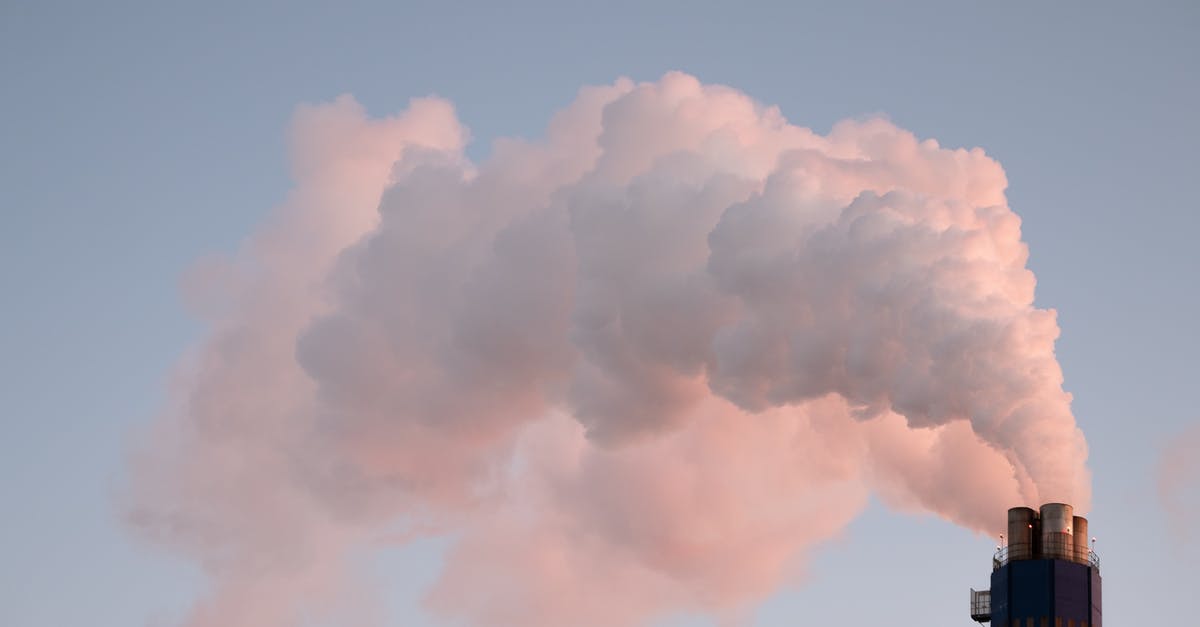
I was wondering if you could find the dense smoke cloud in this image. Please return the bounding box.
[127,72,1090,626]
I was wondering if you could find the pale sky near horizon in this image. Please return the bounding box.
[2,2,1198,626]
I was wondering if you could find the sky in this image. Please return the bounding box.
[2,1,1198,626]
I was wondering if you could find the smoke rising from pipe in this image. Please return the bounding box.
[127,72,1090,626]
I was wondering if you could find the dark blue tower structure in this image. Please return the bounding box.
[970,503,1101,627]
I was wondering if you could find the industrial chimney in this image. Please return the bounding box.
[969,503,1102,626]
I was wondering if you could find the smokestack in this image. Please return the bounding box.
[1006,506,1037,561]
[1040,502,1074,560]
[1073,516,1089,563]
[971,503,1101,626]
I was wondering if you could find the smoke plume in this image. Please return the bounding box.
[127,72,1090,626]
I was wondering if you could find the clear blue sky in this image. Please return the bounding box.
[2,1,1197,625]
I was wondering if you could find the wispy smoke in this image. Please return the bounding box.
[1159,423,1200,543]
[126,72,1090,626]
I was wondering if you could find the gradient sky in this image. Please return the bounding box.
[2,1,1198,625]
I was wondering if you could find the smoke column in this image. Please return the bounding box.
[127,72,1091,626]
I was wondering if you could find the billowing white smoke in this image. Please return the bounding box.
[127,72,1090,626]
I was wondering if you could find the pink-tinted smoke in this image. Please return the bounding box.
[126,72,1090,626]
[1158,423,1200,543]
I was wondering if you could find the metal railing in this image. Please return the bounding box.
[993,541,1100,571]
[969,588,991,623]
